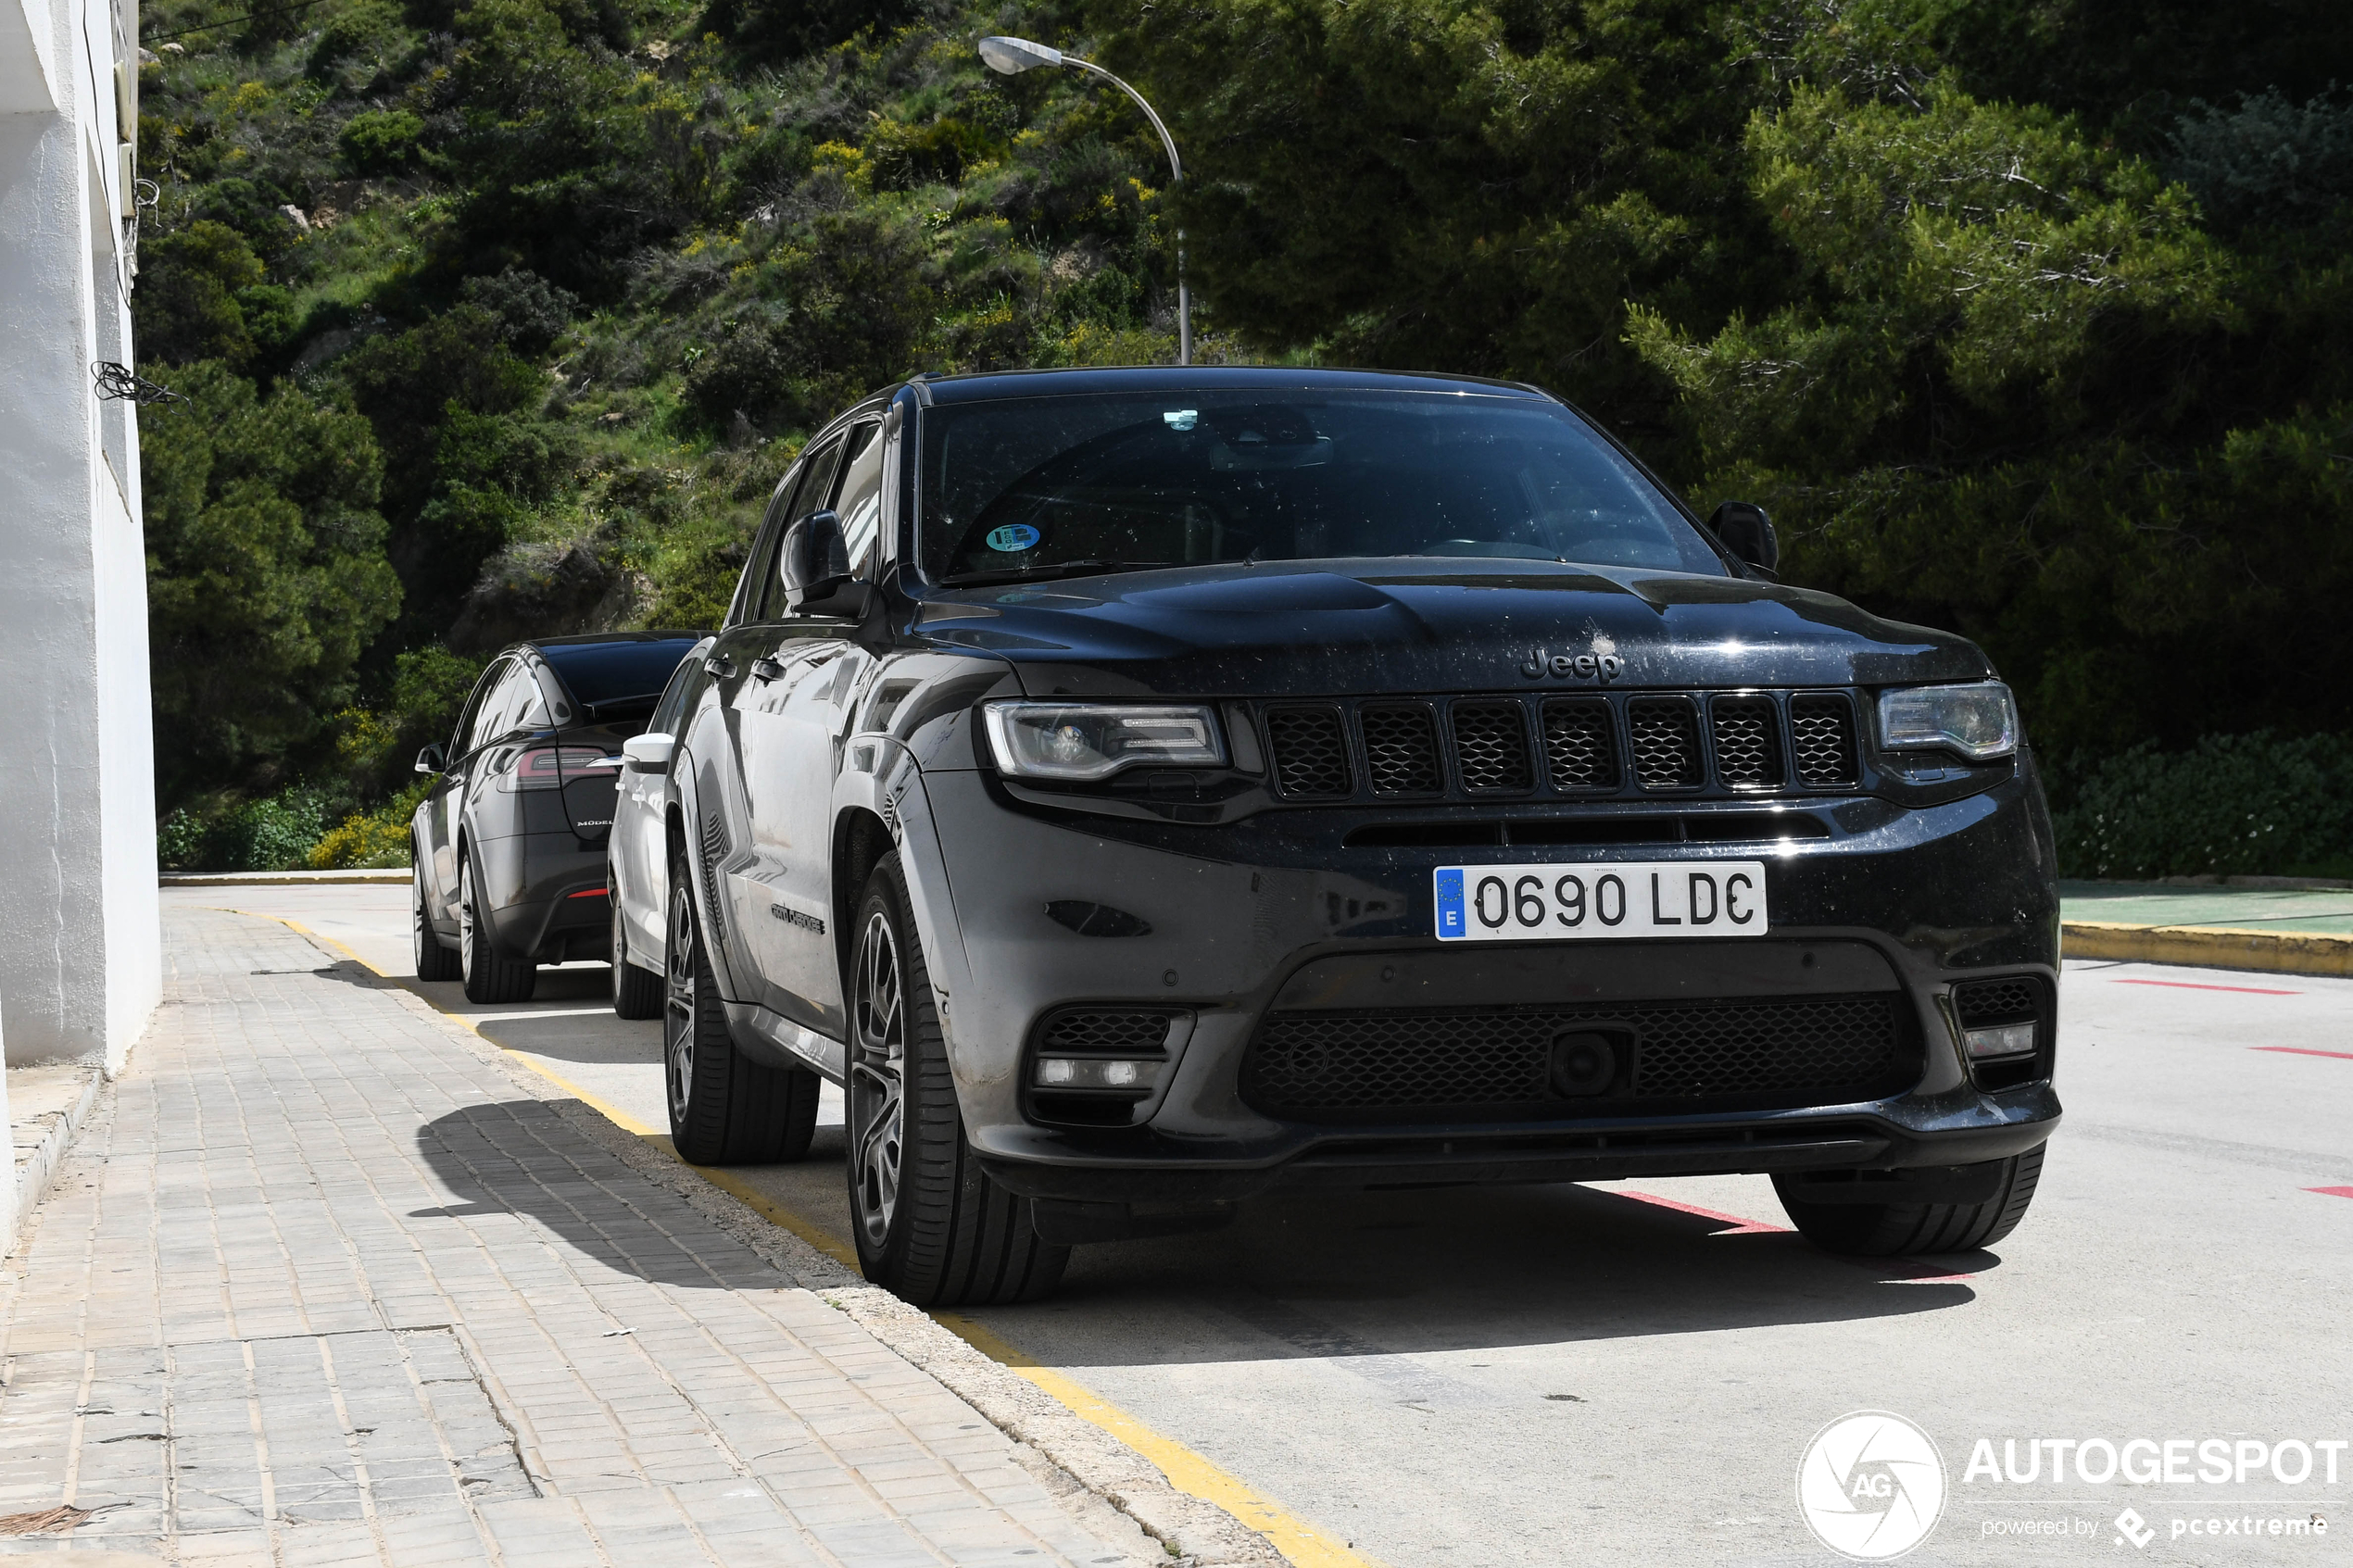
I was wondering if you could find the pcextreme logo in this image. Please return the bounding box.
[1798,1411,1949,1561]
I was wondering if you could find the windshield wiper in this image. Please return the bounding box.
[939,559,1176,587]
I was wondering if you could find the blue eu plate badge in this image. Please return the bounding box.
[1434,868,1467,939]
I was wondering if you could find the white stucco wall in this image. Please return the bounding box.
[0,0,159,1072]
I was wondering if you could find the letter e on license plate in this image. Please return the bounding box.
[1433,860,1768,942]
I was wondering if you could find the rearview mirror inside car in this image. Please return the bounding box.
[621,733,675,772]
[783,508,871,615]
[415,742,447,774]
[1705,501,1780,575]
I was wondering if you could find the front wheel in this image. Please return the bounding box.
[663,844,819,1164]
[1773,1145,2047,1256]
[412,847,460,982]
[847,852,1068,1305]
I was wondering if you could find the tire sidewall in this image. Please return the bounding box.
[848,858,947,1285]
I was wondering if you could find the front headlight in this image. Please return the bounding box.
[1877,682,2020,760]
[982,701,1227,782]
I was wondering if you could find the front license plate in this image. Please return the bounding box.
[1433,860,1768,942]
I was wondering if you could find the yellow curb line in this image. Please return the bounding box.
[933,1311,1378,1568]
[255,913,1380,1568]
[2062,920,2353,977]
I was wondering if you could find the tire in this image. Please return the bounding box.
[663,843,820,1164]
[847,853,1069,1305]
[458,848,537,1005]
[1773,1144,2047,1257]
[413,847,461,982]
[610,865,663,1020]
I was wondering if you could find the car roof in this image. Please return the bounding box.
[906,365,1552,406]
[522,632,709,652]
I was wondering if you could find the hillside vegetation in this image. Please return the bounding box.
[132,0,2353,874]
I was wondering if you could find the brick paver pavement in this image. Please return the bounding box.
[0,908,1153,1568]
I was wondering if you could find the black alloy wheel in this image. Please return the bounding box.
[610,863,663,1020]
[1773,1145,2047,1256]
[412,845,460,982]
[458,850,536,1004]
[847,852,1068,1305]
[662,842,818,1164]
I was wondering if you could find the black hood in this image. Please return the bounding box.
[909,558,1991,696]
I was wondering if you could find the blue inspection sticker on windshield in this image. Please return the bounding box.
[985,523,1041,553]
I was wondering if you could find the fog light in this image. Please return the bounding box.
[1962,1022,2036,1060]
[1033,1057,1163,1090]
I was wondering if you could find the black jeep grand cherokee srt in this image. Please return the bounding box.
[651,367,2059,1305]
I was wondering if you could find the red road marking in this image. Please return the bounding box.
[1612,1189,1975,1280]
[2113,978,2299,996]
[2309,1187,2353,1200]
[1615,1189,1789,1234]
[2253,1046,2353,1061]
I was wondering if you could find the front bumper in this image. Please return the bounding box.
[916,767,2062,1199]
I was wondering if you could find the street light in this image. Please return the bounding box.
[980,34,1192,366]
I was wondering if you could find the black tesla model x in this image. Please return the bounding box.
[411,632,706,1002]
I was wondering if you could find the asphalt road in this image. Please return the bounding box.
[166,884,2353,1567]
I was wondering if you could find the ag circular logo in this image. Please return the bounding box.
[1796,1411,1947,1561]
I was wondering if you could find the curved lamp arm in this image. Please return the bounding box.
[979,36,1191,364]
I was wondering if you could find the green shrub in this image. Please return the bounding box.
[157,785,338,872]
[308,780,430,869]
[339,108,424,174]
[2052,733,2353,880]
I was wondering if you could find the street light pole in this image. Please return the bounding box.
[979,35,1191,366]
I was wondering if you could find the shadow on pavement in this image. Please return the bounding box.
[975,1179,1986,1365]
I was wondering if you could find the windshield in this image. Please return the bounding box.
[918,390,1726,583]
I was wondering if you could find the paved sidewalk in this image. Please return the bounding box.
[2059,879,2353,935]
[0,908,1155,1567]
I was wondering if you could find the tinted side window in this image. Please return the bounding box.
[463,659,516,754]
[732,483,798,629]
[762,435,846,618]
[832,421,887,583]
[649,656,701,735]
[451,660,503,759]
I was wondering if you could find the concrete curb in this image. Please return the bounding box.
[2061,920,2353,978]
[161,869,409,886]
[10,1065,103,1255]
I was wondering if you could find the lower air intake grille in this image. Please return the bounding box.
[1789,695,1857,786]
[1952,978,2043,1028]
[1038,1010,1175,1055]
[1265,708,1352,797]
[1241,995,1911,1121]
[1626,698,1705,788]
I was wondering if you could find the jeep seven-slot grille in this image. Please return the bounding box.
[1258,691,1862,803]
[1240,995,1912,1120]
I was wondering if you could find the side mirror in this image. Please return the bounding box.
[415,742,447,774]
[1705,501,1780,575]
[621,733,675,772]
[783,509,870,614]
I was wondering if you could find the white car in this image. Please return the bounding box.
[607,636,712,1019]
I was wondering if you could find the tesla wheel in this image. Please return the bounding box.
[1773,1145,2047,1256]
[458,850,536,1004]
[412,846,460,982]
[610,867,663,1020]
[847,852,1069,1305]
[663,844,819,1164]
